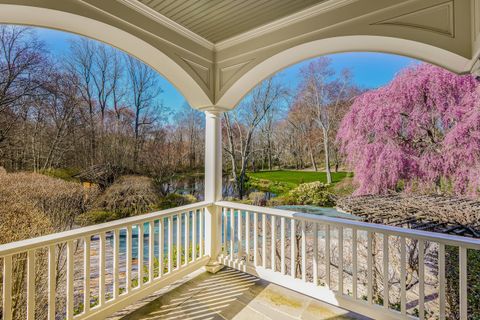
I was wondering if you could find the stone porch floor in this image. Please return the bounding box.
[109,267,371,320]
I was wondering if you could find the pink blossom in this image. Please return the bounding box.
[337,63,479,196]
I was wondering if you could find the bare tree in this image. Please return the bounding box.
[287,100,320,171]
[299,58,356,182]
[178,104,204,169]
[223,78,286,198]
[259,97,283,170]
[39,72,80,170]
[126,55,163,167]
[67,39,98,166]
[0,26,46,150]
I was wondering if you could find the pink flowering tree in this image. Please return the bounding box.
[337,63,480,196]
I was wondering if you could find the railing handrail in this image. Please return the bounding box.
[217,200,480,249]
[0,201,211,257]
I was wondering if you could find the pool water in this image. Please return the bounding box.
[274,205,361,220]
[109,205,359,262]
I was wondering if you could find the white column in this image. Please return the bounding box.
[204,110,223,273]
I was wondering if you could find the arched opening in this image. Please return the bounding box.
[0,3,478,317]
[0,23,210,319]
[0,4,212,108]
[221,50,480,318]
[0,22,208,221]
[218,35,472,109]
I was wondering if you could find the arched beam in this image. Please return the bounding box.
[217,35,472,109]
[0,4,213,108]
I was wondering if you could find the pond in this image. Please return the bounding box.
[160,174,279,200]
[158,175,237,200]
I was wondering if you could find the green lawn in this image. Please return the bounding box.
[248,170,350,187]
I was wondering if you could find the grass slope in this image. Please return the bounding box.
[249,170,350,187]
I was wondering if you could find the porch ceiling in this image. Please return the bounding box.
[0,0,478,110]
[136,0,327,43]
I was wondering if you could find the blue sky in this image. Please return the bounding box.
[35,27,417,110]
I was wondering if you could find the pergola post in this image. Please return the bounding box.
[204,110,223,273]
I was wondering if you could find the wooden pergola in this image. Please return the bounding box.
[338,194,480,238]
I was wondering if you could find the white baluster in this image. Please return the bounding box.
[459,246,467,320]
[138,224,144,286]
[326,225,331,287]
[192,210,197,262]
[254,212,258,266]
[149,221,154,282]
[383,234,389,308]
[245,211,250,265]
[113,229,120,299]
[199,209,204,257]
[159,218,164,277]
[367,231,373,304]
[313,223,318,285]
[352,228,358,299]
[99,232,106,305]
[339,226,344,294]
[48,245,56,319]
[419,240,424,319]
[439,243,446,320]
[301,220,306,282]
[271,215,276,271]
[27,250,35,320]
[3,255,12,320]
[262,213,267,267]
[400,237,406,314]
[126,226,132,291]
[281,217,286,275]
[230,208,235,259]
[176,214,181,269]
[291,219,296,278]
[238,210,243,262]
[185,212,190,265]
[66,241,74,319]
[223,208,227,255]
[168,216,173,273]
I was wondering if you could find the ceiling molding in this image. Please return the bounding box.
[219,59,254,91]
[373,1,455,38]
[116,0,358,52]
[214,0,359,51]
[471,57,480,77]
[115,0,215,50]
[473,0,480,41]
[179,56,211,89]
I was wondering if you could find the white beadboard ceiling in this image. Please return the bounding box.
[137,0,327,43]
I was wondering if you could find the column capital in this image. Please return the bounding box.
[198,105,230,114]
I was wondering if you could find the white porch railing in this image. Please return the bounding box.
[0,201,210,320]
[216,201,480,320]
[1,201,480,320]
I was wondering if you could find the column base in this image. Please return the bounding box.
[205,261,224,274]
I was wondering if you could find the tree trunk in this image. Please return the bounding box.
[322,129,332,183]
[309,144,317,172]
[267,138,273,170]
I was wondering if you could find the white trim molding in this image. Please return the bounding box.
[115,0,215,50]
[215,0,358,50]
[0,4,213,108]
[115,0,358,51]
[217,35,473,109]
